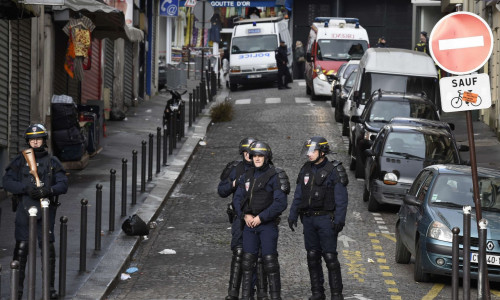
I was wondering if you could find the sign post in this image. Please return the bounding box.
[430,11,493,300]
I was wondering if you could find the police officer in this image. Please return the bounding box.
[276,40,292,90]
[415,31,430,55]
[233,141,290,300]
[2,124,69,300]
[288,137,348,300]
[218,137,269,300]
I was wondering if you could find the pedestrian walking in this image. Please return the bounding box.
[375,36,386,48]
[275,40,292,89]
[287,137,349,300]
[415,31,430,55]
[222,49,230,88]
[294,40,306,79]
[218,137,269,300]
[233,141,290,300]
[2,123,69,300]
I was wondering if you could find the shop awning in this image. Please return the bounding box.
[52,0,144,42]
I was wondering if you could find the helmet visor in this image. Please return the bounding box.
[301,141,318,158]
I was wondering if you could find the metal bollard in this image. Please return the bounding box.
[148,133,153,181]
[95,184,103,251]
[162,128,168,166]
[59,216,68,298]
[109,169,116,231]
[121,158,128,217]
[452,227,460,300]
[463,206,471,300]
[11,261,19,300]
[180,103,185,138]
[28,206,37,300]
[196,86,201,115]
[478,219,489,300]
[193,88,197,122]
[79,199,88,273]
[169,112,174,154]
[206,72,212,102]
[178,106,183,142]
[141,141,146,192]
[189,93,193,128]
[132,150,138,205]
[212,70,217,95]
[156,127,161,174]
[200,81,206,108]
[172,112,178,149]
[41,199,50,300]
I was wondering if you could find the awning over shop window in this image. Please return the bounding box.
[52,0,144,42]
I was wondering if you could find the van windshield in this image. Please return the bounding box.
[316,40,368,60]
[361,73,437,104]
[231,35,278,54]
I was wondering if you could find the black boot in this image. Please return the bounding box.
[256,254,269,300]
[13,241,29,300]
[307,250,325,300]
[49,243,59,299]
[241,252,257,300]
[225,247,243,300]
[324,253,343,300]
[263,254,281,300]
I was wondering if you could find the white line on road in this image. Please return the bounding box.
[297,81,306,86]
[235,99,251,105]
[295,97,310,103]
[265,98,281,104]
[439,36,484,50]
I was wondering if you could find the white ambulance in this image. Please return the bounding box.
[228,17,292,91]
[305,17,369,99]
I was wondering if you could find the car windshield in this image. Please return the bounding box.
[367,73,437,102]
[344,70,357,89]
[430,174,500,211]
[231,35,278,54]
[383,132,459,163]
[316,40,368,60]
[368,100,438,123]
[343,64,358,79]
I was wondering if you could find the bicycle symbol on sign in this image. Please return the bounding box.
[450,90,482,109]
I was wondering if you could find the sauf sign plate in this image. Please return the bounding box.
[439,73,491,112]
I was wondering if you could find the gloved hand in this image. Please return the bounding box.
[28,186,41,199]
[39,186,53,198]
[288,218,297,232]
[332,222,345,233]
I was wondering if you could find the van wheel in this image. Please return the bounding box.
[367,190,379,212]
[355,151,364,178]
[342,117,349,136]
[363,184,369,202]
[230,82,237,92]
[306,84,311,95]
[311,88,319,100]
[334,105,343,123]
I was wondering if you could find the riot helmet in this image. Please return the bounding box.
[301,136,330,162]
[25,124,48,146]
[249,141,273,167]
[239,137,256,154]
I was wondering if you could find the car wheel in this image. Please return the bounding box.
[367,189,379,212]
[355,151,364,178]
[363,183,369,202]
[334,104,343,123]
[414,241,430,282]
[349,151,356,171]
[395,226,411,264]
[311,87,318,100]
[342,117,349,136]
[230,82,237,92]
[306,84,311,95]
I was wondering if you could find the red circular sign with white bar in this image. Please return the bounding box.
[429,12,493,75]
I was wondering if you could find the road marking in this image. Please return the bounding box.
[297,81,306,86]
[295,97,311,103]
[342,250,365,283]
[381,233,396,243]
[422,283,445,300]
[235,99,251,105]
[338,235,355,247]
[265,97,281,104]
[439,36,484,50]
[369,233,401,299]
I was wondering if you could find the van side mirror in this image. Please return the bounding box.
[306,53,312,62]
[351,115,361,123]
[404,194,421,206]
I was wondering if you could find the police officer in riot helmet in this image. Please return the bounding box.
[2,124,68,300]
[233,141,290,300]
[288,137,348,300]
[218,137,269,300]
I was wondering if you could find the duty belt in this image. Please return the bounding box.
[300,210,333,217]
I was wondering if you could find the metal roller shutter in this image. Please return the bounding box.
[9,19,31,160]
[103,38,114,101]
[0,20,9,148]
[81,38,102,103]
[123,40,133,106]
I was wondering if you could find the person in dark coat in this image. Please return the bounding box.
[275,40,292,89]
[415,31,430,55]
[376,36,386,48]
[2,123,68,300]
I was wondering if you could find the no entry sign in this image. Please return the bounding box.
[429,12,493,75]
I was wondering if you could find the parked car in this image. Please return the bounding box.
[349,90,440,178]
[363,122,467,212]
[396,164,500,282]
[341,68,358,135]
[331,60,360,109]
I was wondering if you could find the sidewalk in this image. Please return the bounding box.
[0,78,228,299]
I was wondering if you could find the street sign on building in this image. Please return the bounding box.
[160,0,179,17]
[429,12,493,75]
[439,73,491,112]
[184,0,196,6]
